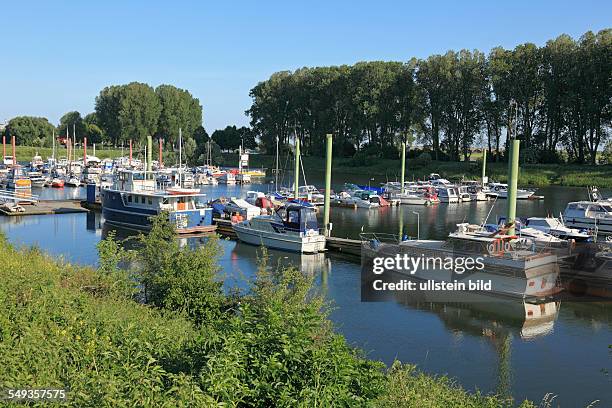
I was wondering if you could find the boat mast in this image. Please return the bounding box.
[275,136,279,189]
[178,127,182,187]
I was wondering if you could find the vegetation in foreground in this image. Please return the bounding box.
[228,153,612,188]
[0,216,538,407]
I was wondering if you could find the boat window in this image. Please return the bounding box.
[148,197,153,205]
[303,209,318,230]
[141,196,146,204]
[128,195,133,203]
[162,198,169,205]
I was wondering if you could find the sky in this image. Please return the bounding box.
[0,0,610,132]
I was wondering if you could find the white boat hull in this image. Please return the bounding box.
[233,223,326,253]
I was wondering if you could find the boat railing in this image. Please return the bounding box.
[0,189,40,204]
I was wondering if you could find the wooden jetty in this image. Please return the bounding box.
[0,199,89,216]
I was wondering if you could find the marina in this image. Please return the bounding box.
[0,182,610,407]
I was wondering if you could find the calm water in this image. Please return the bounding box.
[1,183,610,407]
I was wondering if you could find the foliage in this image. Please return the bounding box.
[155,84,202,145]
[248,29,611,164]
[212,125,256,152]
[4,116,55,147]
[0,223,537,407]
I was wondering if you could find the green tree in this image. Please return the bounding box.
[155,84,203,145]
[6,116,55,147]
[57,111,87,142]
[118,82,161,144]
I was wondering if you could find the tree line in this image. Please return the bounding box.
[248,29,611,164]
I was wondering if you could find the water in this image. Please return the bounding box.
[1,183,611,406]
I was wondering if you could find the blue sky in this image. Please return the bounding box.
[1,0,609,132]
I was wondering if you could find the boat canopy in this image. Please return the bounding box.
[277,204,319,232]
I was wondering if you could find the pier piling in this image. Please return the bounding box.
[506,139,520,235]
[294,138,300,199]
[324,133,332,236]
[400,141,406,195]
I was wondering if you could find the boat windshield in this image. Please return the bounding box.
[302,209,318,230]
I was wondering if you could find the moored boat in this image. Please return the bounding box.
[233,203,326,253]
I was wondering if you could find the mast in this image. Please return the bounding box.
[178,127,182,187]
[275,136,279,188]
[52,129,55,161]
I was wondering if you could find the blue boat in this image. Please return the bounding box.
[101,170,215,234]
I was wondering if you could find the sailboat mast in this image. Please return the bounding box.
[275,136,279,189]
[178,128,182,187]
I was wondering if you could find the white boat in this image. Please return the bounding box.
[64,174,81,187]
[225,198,262,220]
[298,185,325,205]
[436,186,459,203]
[462,182,489,201]
[245,191,265,205]
[361,223,561,299]
[219,172,236,185]
[524,217,590,242]
[236,173,251,184]
[28,171,47,188]
[3,155,15,166]
[488,183,534,200]
[336,190,380,209]
[563,201,612,234]
[5,166,31,190]
[457,186,472,202]
[233,203,326,253]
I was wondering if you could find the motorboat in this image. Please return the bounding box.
[64,174,81,187]
[436,186,459,203]
[5,166,31,190]
[30,153,44,170]
[298,185,325,205]
[224,198,262,220]
[51,177,65,188]
[524,217,590,242]
[488,183,534,200]
[27,171,47,188]
[336,190,380,209]
[100,170,215,234]
[219,172,236,185]
[462,182,489,201]
[457,186,472,202]
[563,201,612,234]
[245,191,266,205]
[361,223,561,299]
[233,203,326,253]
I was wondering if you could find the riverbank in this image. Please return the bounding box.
[0,227,536,407]
[228,154,612,188]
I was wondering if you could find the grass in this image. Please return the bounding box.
[0,232,538,407]
[12,145,124,162]
[229,153,612,188]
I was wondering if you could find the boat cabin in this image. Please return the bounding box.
[276,204,319,233]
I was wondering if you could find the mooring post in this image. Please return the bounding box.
[481,149,487,187]
[506,139,520,235]
[12,135,16,166]
[294,138,300,200]
[147,135,153,174]
[400,141,406,195]
[83,137,87,166]
[324,133,333,236]
[159,138,163,168]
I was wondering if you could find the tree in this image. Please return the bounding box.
[118,82,161,144]
[5,116,55,147]
[58,111,87,142]
[212,126,242,152]
[155,85,203,145]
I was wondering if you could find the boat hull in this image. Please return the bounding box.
[233,222,326,254]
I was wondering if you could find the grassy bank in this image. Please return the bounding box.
[0,223,537,407]
[230,154,612,188]
[12,146,124,162]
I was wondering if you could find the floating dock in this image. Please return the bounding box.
[0,199,89,216]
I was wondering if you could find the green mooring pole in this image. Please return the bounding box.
[481,149,487,187]
[506,139,520,235]
[400,141,406,195]
[324,134,333,236]
[294,138,300,199]
[147,135,153,175]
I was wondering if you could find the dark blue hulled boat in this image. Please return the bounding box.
[101,170,215,234]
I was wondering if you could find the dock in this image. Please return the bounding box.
[0,199,89,216]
